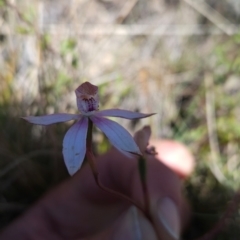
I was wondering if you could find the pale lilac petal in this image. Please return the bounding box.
[95,109,155,119]
[22,113,80,125]
[62,117,88,175]
[91,116,141,156]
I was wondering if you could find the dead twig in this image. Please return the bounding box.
[183,0,235,35]
[116,0,139,23]
[204,73,226,183]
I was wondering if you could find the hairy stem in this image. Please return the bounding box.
[86,119,145,213]
[138,156,151,219]
[86,119,161,239]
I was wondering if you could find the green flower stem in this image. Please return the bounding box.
[86,150,146,212]
[138,155,164,240]
[86,118,93,151]
[86,119,163,239]
[86,119,146,213]
[138,156,151,218]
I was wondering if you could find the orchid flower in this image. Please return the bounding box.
[23,82,154,175]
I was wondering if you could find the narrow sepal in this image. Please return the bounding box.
[22,113,80,125]
[95,109,155,119]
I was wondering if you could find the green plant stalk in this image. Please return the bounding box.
[86,119,145,213]
[86,119,162,239]
[138,155,151,219]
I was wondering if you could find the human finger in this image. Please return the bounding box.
[0,134,191,240]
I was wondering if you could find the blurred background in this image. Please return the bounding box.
[1,0,240,239]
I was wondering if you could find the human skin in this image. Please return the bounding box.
[0,137,194,240]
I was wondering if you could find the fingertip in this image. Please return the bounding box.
[149,139,195,178]
[154,197,180,240]
[110,207,158,240]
